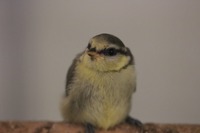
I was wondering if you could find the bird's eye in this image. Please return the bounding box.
[103,48,118,56]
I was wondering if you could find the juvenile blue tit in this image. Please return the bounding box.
[61,33,142,133]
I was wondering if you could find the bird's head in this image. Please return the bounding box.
[80,33,134,72]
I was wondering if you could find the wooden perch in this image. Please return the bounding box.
[0,121,199,133]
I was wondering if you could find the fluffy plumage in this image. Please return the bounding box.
[61,33,137,130]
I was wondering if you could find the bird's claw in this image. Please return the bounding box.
[85,123,95,133]
[125,116,144,132]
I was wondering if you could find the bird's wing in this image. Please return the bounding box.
[65,53,82,96]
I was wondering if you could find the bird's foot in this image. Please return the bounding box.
[85,123,95,133]
[125,116,143,127]
[125,116,144,132]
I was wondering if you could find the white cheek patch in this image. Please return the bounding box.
[106,55,119,62]
[115,55,131,69]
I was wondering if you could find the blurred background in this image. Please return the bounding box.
[0,0,200,123]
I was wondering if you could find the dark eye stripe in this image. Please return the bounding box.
[103,48,117,56]
[87,43,91,49]
[98,48,128,56]
[89,47,96,52]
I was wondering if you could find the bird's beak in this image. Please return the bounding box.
[87,51,102,59]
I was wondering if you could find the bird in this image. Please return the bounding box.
[60,33,142,133]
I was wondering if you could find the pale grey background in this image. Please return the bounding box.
[0,0,200,123]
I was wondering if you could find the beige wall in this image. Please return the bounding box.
[0,0,200,123]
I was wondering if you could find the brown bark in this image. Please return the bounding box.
[0,122,199,133]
